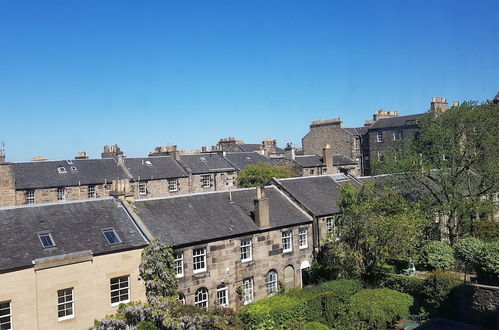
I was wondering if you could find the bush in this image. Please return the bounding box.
[317,279,363,303]
[419,241,455,270]
[137,321,159,330]
[420,270,461,316]
[339,288,413,329]
[474,220,499,241]
[381,274,424,297]
[300,321,329,330]
[475,240,499,285]
[455,237,485,265]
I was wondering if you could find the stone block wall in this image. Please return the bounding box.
[302,124,355,158]
[0,164,16,206]
[14,184,111,205]
[134,177,190,199]
[190,172,237,193]
[175,223,314,310]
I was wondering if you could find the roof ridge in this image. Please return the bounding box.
[0,196,115,211]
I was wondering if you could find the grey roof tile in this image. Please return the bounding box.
[179,153,236,174]
[369,114,423,130]
[294,155,324,168]
[0,198,147,272]
[239,144,262,152]
[12,158,130,190]
[224,152,272,170]
[124,156,188,181]
[134,186,311,247]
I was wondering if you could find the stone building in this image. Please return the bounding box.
[131,186,314,310]
[216,137,284,158]
[0,198,148,329]
[178,153,237,193]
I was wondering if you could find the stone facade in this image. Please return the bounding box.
[0,249,146,330]
[0,163,16,207]
[190,172,237,193]
[175,223,314,310]
[134,177,190,199]
[14,184,113,205]
[302,118,356,158]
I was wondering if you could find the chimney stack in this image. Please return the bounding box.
[452,101,459,108]
[254,186,270,228]
[75,151,89,159]
[284,143,295,160]
[0,149,5,163]
[430,97,449,112]
[323,144,334,174]
[101,144,124,160]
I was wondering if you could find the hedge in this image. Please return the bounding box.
[381,274,424,297]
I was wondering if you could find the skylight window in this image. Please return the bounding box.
[330,173,349,182]
[199,156,207,162]
[38,232,55,248]
[66,160,74,165]
[57,167,67,174]
[145,160,152,166]
[102,229,122,245]
[70,166,78,171]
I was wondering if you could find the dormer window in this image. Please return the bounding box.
[57,167,67,174]
[38,232,55,248]
[102,228,122,245]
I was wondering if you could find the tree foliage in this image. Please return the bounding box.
[139,238,178,304]
[331,182,430,285]
[419,241,455,270]
[372,101,499,245]
[237,163,293,188]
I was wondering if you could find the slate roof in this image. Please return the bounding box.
[333,154,357,166]
[224,152,272,170]
[12,158,131,190]
[272,175,362,217]
[239,144,262,152]
[0,198,148,272]
[124,156,188,181]
[133,186,312,247]
[178,153,236,174]
[344,127,368,136]
[369,113,423,130]
[295,155,324,168]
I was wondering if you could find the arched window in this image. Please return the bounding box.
[284,265,295,288]
[266,270,278,296]
[194,288,208,309]
[177,293,185,305]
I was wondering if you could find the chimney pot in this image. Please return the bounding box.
[254,186,269,228]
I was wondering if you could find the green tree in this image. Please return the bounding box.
[237,163,293,188]
[455,237,485,280]
[334,182,430,285]
[139,238,178,304]
[419,240,455,271]
[372,101,499,245]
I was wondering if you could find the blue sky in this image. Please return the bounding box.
[1,0,498,161]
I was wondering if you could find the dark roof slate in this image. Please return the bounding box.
[369,113,423,130]
[124,156,188,181]
[294,155,324,168]
[239,144,262,152]
[179,153,236,174]
[333,154,357,166]
[273,175,361,216]
[0,198,147,272]
[344,127,368,136]
[224,152,272,170]
[12,158,130,190]
[134,186,311,247]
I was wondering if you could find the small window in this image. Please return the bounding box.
[393,130,402,141]
[326,217,334,233]
[177,293,186,305]
[110,275,130,306]
[216,285,229,308]
[57,187,66,201]
[266,270,278,296]
[39,232,55,248]
[174,252,184,278]
[0,300,12,330]
[242,278,254,305]
[299,228,308,249]
[376,151,384,162]
[66,160,73,165]
[57,288,74,320]
[193,248,207,273]
[240,238,252,262]
[138,182,147,195]
[194,287,208,309]
[199,156,207,163]
[310,169,315,175]
[168,178,178,192]
[201,175,211,188]
[70,166,78,172]
[102,229,122,245]
[88,185,96,198]
[145,160,152,166]
[57,167,67,174]
[376,131,383,143]
[282,231,292,253]
[27,189,36,204]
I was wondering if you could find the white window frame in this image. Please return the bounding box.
[216,285,229,308]
[174,252,184,278]
[27,189,35,204]
[57,187,66,201]
[376,131,383,143]
[110,275,130,306]
[178,293,186,305]
[393,130,402,141]
[193,248,207,273]
[0,300,12,330]
[326,217,334,233]
[299,228,308,249]
[168,178,178,192]
[138,182,147,195]
[194,288,208,309]
[38,232,56,248]
[88,185,96,198]
[266,270,278,296]
[201,175,211,188]
[310,169,315,175]
[240,239,252,262]
[57,288,74,321]
[282,231,292,253]
[242,278,254,305]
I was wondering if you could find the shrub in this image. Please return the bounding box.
[455,237,485,265]
[420,270,461,315]
[381,274,424,297]
[419,241,455,270]
[474,220,499,241]
[300,321,329,330]
[475,240,499,285]
[137,321,159,330]
[340,288,413,330]
[317,279,363,303]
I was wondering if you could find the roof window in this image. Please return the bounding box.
[330,173,349,182]
[145,160,152,166]
[57,167,67,174]
[200,157,207,162]
[102,228,122,245]
[38,232,55,248]
[66,160,74,165]
[70,166,78,171]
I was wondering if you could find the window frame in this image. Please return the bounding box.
[88,185,96,198]
[26,189,35,204]
[102,228,122,245]
[376,131,383,143]
[57,288,74,321]
[168,178,178,192]
[174,252,184,278]
[266,270,278,296]
[216,285,229,308]
[38,232,56,248]
[299,228,308,249]
[242,278,254,305]
[393,130,402,141]
[177,293,186,305]
[0,300,12,330]
[240,238,253,262]
[326,217,334,233]
[110,275,130,306]
[282,231,292,253]
[193,247,207,273]
[201,175,211,188]
[138,181,147,195]
[57,187,66,201]
[194,287,209,309]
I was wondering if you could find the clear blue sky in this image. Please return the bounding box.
[1,0,498,161]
